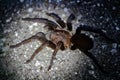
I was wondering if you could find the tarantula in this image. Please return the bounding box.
[10,12,117,72]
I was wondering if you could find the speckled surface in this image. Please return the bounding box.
[0,0,120,80]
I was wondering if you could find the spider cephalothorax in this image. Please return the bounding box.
[10,12,117,72]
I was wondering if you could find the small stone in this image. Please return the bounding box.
[110,49,117,54]
[116,27,120,30]
[74,72,78,75]
[64,8,68,12]
[20,0,24,3]
[89,70,95,75]
[112,43,117,48]
[35,61,40,66]
[6,17,12,23]
[27,8,33,13]
[15,32,18,36]
[112,6,116,10]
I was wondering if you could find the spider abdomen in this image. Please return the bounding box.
[71,33,93,50]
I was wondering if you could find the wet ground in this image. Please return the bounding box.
[0,0,120,80]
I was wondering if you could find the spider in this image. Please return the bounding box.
[10,12,118,72]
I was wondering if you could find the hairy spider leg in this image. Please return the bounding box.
[10,36,38,48]
[82,49,108,74]
[43,24,56,31]
[22,18,59,30]
[25,41,56,64]
[10,32,46,48]
[46,13,66,28]
[78,25,119,43]
[47,41,62,71]
[66,14,76,31]
[25,41,48,63]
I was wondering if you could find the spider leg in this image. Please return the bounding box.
[22,18,59,30]
[66,14,76,31]
[10,32,46,48]
[25,41,48,63]
[47,41,56,50]
[46,13,66,28]
[77,25,119,43]
[44,24,56,31]
[81,49,108,74]
[47,41,62,71]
